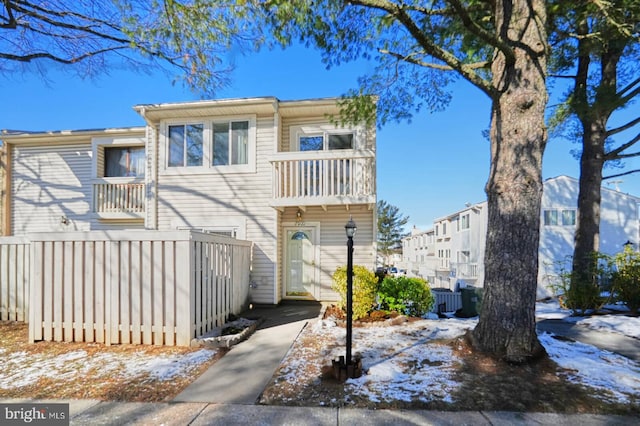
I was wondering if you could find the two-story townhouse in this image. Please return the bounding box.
[538,175,640,296]
[0,96,377,305]
[447,202,488,288]
[432,216,453,288]
[402,175,640,298]
[402,226,437,282]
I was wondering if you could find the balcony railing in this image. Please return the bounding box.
[451,262,479,279]
[270,149,375,207]
[93,179,145,219]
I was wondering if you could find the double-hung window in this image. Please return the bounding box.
[168,124,203,167]
[213,121,249,166]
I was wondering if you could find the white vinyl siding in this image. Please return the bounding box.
[11,143,93,234]
[155,115,276,304]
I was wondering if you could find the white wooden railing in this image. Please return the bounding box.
[271,150,375,206]
[93,179,145,215]
[451,262,479,279]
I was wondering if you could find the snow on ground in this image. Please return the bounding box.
[0,347,217,390]
[2,300,640,405]
[273,301,640,405]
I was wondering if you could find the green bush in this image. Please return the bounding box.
[612,245,640,313]
[332,265,378,320]
[549,254,611,315]
[377,276,434,317]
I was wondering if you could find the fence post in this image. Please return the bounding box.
[175,236,194,346]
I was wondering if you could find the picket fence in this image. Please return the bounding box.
[0,230,252,346]
[0,237,30,322]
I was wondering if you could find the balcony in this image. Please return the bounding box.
[451,262,479,279]
[93,179,145,220]
[270,149,375,209]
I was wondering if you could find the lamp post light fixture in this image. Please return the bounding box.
[345,216,357,366]
[331,215,362,381]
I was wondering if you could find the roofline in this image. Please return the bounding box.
[132,96,281,113]
[1,127,145,144]
[545,174,640,200]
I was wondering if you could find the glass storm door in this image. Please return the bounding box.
[285,228,317,298]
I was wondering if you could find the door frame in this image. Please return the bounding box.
[282,222,320,300]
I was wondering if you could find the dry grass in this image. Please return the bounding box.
[259,307,640,415]
[0,322,226,402]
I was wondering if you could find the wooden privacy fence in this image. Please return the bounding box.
[25,230,251,346]
[0,237,30,322]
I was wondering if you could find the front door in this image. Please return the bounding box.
[285,227,318,299]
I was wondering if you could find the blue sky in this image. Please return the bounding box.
[2,44,639,230]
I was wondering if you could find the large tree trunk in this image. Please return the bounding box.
[572,128,604,281]
[571,30,621,292]
[471,0,548,363]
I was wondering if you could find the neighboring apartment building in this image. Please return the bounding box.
[403,175,640,298]
[0,96,377,305]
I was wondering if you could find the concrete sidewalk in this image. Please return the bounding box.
[1,399,635,425]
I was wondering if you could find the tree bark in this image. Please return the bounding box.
[471,0,548,363]
[571,31,622,288]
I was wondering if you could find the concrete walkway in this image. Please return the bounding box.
[537,318,640,361]
[173,302,323,404]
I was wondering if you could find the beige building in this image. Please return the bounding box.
[0,97,377,305]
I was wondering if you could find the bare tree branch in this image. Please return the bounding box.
[604,168,640,180]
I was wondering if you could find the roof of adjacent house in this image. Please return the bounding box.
[0,127,145,144]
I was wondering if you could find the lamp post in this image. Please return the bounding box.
[345,216,357,366]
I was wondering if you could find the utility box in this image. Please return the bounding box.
[459,286,482,317]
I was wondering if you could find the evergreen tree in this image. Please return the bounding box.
[377,200,409,267]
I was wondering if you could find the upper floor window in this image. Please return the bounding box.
[168,124,203,167]
[292,124,356,152]
[544,209,576,226]
[163,116,256,173]
[213,121,249,166]
[461,214,470,230]
[105,147,145,177]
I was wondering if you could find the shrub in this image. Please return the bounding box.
[332,265,378,320]
[377,276,434,317]
[611,245,640,313]
[549,254,611,315]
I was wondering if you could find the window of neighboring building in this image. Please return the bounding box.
[104,147,145,177]
[168,123,203,167]
[544,209,576,226]
[562,209,576,226]
[461,214,470,230]
[443,222,447,235]
[543,209,558,226]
